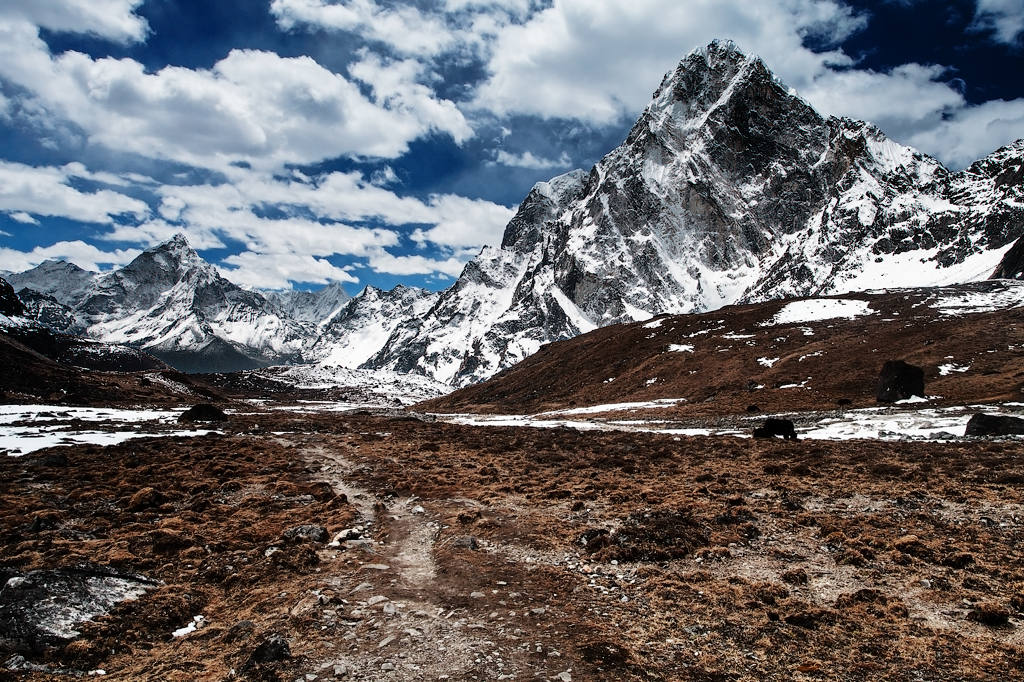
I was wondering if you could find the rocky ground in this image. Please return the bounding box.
[2,408,1024,681]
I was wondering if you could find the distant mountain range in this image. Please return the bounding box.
[4,41,1022,381]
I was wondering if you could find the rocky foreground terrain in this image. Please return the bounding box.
[1,275,1023,680]
[2,408,1024,681]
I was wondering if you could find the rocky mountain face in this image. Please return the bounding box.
[365,41,1024,386]
[0,278,25,318]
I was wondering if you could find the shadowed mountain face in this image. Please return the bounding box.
[364,41,1024,387]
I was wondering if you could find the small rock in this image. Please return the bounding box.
[282,525,330,544]
[367,595,389,606]
[470,591,486,599]
[557,672,572,681]
[127,487,164,512]
[454,536,480,550]
[412,505,426,514]
[245,633,291,667]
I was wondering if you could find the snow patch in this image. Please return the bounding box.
[763,299,874,326]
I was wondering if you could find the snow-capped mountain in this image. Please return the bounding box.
[7,260,97,308]
[9,236,438,375]
[308,285,439,369]
[365,40,1024,386]
[11,235,311,373]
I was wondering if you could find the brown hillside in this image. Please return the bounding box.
[419,282,1024,417]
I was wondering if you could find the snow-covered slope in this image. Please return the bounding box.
[366,40,1024,387]
[7,260,97,307]
[264,282,351,327]
[308,285,439,369]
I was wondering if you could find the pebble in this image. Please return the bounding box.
[362,564,390,571]
[379,636,396,648]
[412,505,426,514]
[470,591,486,599]
[557,672,572,681]
[367,595,389,606]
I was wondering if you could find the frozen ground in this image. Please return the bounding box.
[255,365,451,405]
[430,401,1024,442]
[0,405,217,457]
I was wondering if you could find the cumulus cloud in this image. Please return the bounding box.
[95,166,514,286]
[271,0,455,57]
[366,249,467,277]
[470,0,864,124]
[799,63,965,140]
[8,212,38,225]
[0,239,140,273]
[0,0,148,44]
[907,98,1024,169]
[220,251,359,289]
[973,0,1024,44]
[0,21,472,171]
[0,161,148,224]
[493,149,572,170]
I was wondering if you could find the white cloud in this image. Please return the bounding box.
[493,149,571,169]
[348,51,472,144]
[8,212,38,225]
[220,251,358,289]
[365,249,467,277]
[973,0,1024,44]
[143,168,514,251]
[0,160,148,224]
[906,98,1024,169]
[799,63,965,139]
[0,240,139,273]
[271,0,455,57]
[0,22,472,171]
[94,166,514,284]
[408,194,516,249]
[0,0,148,44]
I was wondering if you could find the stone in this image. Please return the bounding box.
[454,536,479,550]
[964,413,1024,437]
[876,360,925,403]
[177,403,228,423]
[126,487,164,512]
[282,525,330,544]
[246,633,291,666]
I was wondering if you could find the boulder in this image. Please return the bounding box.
[964,413,1024,437]
[178,403,228,423]
[876,361,924,403]
[753,418,798,440]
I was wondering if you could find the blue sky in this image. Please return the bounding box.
[0,0,1022,294]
